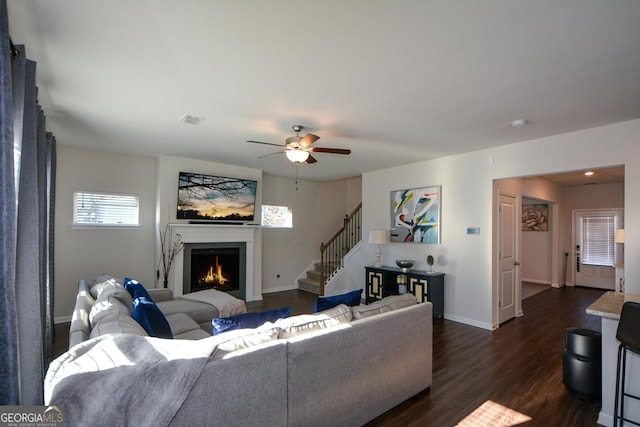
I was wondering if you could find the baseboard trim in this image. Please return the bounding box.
[262,285,298,294]
[522,278,551,285]
[444,313,493,331]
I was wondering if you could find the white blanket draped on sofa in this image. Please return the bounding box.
[45,334,218,427]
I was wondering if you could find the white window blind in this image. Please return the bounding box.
[581,215,614,266]
[73,191,139,226]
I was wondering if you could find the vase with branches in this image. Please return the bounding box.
[158,224,184,288]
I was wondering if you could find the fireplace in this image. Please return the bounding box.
[183,242,246,300]
[169,224,258,301]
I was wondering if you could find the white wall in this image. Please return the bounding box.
[54,146,157,319]
[521,230,550,283]
[346,119,640,330]
[519,181,564,285]
[54,149,360,319]
[261,174,362,293]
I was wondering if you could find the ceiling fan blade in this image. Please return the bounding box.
[257,151,284,159]
[247,140,285,148]
[306,154,318,164]
[310,147,351,155]
[299,133,320,148]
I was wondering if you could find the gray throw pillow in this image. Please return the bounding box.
[351,294,417,320]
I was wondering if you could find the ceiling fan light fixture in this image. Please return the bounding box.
[286,149,309,163]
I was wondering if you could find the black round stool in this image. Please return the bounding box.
[614,301,640,427]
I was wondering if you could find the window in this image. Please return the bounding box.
[581,214,615,266]
[73,191,139,226]
[261,205,293,228]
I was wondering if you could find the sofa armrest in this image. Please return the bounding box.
[148,288,174,302]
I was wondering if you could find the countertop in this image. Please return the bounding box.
[586,291,640,320]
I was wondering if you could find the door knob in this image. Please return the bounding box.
[514,261,520,266]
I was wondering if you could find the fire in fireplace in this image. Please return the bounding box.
[183,242,246,300]
[201,257,229,286]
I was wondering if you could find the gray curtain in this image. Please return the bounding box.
[0,0,20,404]
[1,0,56,405]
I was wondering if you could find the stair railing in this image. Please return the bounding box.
[319,203,362,295]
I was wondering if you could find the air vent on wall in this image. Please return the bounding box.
[179,114,205,126]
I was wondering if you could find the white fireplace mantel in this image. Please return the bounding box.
[168,223,259,301]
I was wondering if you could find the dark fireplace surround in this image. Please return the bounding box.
[182,242,246,300]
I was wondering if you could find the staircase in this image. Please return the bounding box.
[297,203,362,295]
[297,261,340,294]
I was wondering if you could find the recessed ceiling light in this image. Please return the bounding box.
[584,171,594,176]
[178,114,205,126]
[510,119,527,128]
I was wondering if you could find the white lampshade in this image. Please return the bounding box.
[368,229,390,245]
[616,229,625,244]
[285,149,309,163]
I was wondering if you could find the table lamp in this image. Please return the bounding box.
[368,229,390,267]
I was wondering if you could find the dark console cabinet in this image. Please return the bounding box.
[365,266,444,318]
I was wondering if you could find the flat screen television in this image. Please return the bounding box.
[177,171,258,222]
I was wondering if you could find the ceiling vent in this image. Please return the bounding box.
[178,114,205,126]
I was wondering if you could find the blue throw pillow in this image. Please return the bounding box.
[132,296,173,339]
[212,307,292,335]
[314,289,362,313]
[124,277,153,301]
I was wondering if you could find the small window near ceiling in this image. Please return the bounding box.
[73,191,139,227]
[261,205,293,228]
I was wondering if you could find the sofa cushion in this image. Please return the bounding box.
[313,289,362,312]
[89,292,132,328]
[166,313,204,336]
[156,299,219,326]
[165,313,211,340]
[174,328,212,340]
[124,277,153,301]
[132,296,173,339]
[351,294,418,319]
[89,310,148,339]
[275,304,353,339]
[212,307,292,336]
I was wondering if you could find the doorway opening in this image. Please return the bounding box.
[493,165,624,328]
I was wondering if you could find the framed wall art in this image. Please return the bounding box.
[522,203,548,231]
[390,185,441,243]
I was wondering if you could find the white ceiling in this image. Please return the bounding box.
[7,1,640,181]
[528,166,625,187]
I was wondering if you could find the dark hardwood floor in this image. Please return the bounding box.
[53,286,605,426]
[367,286,605,427]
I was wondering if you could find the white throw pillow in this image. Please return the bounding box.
[210,323,282,360]
[275,304,353,339]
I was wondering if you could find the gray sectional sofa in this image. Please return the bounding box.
[48,277,433,427]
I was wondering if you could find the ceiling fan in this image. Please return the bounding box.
[247,125,351,164]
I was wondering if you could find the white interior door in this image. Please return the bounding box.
[498,193,519,324]
[574,209,622,290]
